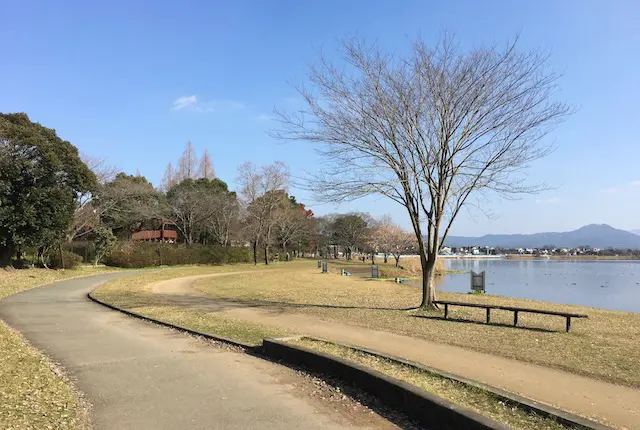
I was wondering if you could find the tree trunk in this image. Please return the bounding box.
[0,245,14,268]
[371,253,375,265]
[394,254,400,267]
[383,253,388,264]
[252,240,258,265]
[264,246,269,265]
[419,252,438,309]
[416,233,437,309]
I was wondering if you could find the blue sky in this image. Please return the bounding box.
[3,0,640,235]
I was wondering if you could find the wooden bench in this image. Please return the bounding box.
[433,300,588,332]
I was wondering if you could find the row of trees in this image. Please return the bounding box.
[0,117,417,269]
[71,143,418,265]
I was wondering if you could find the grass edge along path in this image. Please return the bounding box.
[288,337,571,430]
[91,265,291,346]
[0,266,119,430]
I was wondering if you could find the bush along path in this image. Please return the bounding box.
[102,269,639,430]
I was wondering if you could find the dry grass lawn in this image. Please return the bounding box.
[92,265,288,345]
[93,264,581,429]
[0,266,117,430]
[191,260,640,388]
[291,337,566,430]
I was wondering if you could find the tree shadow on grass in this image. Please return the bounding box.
[410,314,558,334]
[137,292,416,313]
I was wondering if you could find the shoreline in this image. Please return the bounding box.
[437,254,640,261]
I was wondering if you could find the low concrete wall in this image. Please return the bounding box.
[317,338,611,430]
[262,338,510,430]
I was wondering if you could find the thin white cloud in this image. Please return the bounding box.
[630,180,640,186]
[535,197,561,204]
[172,95,198,110]
[171,95,246,113]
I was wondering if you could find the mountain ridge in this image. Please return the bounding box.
[444,224,640,249]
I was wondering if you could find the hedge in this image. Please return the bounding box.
[103,242,253,268]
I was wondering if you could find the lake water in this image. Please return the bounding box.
[437,259,640,313]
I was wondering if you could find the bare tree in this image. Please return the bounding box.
[198,148,216,179]
[68,154,120,241]
[370,215,394,263]
[205,192,239,246]
[273,35,571,308]
[177,140,198,181]
[237,161,290,264]
[162,162,177,191]
[275,200,312,258]
[388,227,417,267]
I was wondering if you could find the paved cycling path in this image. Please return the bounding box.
[150,272,640,429]
[0,273,393,430]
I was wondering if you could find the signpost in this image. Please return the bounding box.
[321,261,328,273]
[371,265,379,278]
[470,271,486,293]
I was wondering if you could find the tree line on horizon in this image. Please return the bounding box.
[0,117,416,268]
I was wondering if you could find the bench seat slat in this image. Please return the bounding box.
[432,300,588,318]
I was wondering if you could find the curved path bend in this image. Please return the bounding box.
[0,273,394,430]
[152,272,640,430]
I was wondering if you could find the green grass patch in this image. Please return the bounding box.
[290,338,567,430]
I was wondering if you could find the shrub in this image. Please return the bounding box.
[62,241,95,263]
[46,250,83,270]
[103,242,252,268]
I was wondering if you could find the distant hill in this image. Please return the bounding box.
[444,224,640,249]
[630,229,640,236]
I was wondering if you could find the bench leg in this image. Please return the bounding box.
[486,308,491,324]
[566,317,571,333]
[444,304,449,319]
[513,310,519,327]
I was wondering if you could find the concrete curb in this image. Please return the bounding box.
[262,337,510,430]
[307,337,612,430]
[86,291,256,350]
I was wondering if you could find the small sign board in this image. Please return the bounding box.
[470,270,486,293]
[371,265,379,278]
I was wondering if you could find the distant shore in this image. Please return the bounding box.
[504,254,640,260]
[438,254,640,261]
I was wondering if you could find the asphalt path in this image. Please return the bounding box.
[0,273,391,430]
